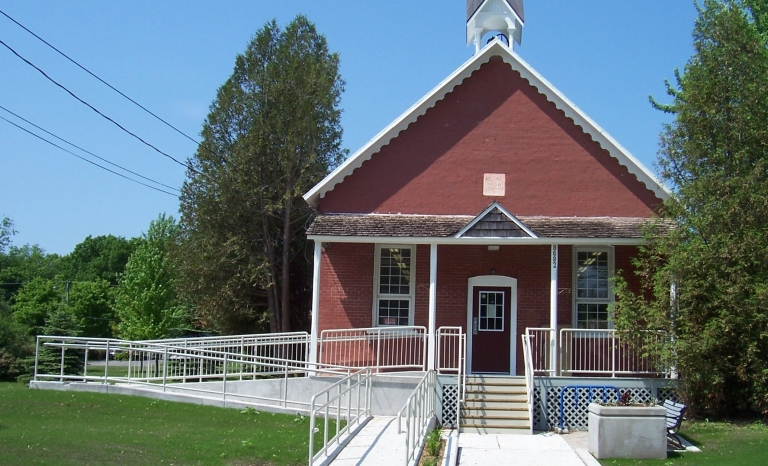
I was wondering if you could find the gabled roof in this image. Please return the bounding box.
[303,41,671,208]
[454,202,537,238]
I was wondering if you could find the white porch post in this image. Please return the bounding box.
[550,244,558,375]
[670,280,678,379]
[427,243,438,370]
[309,241,322,366]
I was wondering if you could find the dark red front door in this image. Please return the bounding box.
[470,286,511,373]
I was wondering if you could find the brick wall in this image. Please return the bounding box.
[318,57,661,217]
[318,242,375,333]
[317,242,643,374]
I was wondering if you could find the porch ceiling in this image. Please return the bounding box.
[307,213,672,242]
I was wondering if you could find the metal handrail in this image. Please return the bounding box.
[33,335,351,411]
[308,368,372,465]
[397,370,436,466]
[521,333,535,434]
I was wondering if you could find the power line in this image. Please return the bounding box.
[0,9,202,148]
[0,104,179,193]
[0,115,178,196]
[0,38,191,170]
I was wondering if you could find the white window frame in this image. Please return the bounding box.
[572,246,615,330]
[373,244,416,327]
[477,290,505,332]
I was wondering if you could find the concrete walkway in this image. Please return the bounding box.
[328,419,601,466]
[457,432,596,466]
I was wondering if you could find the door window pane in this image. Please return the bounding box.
[479,291,504,331]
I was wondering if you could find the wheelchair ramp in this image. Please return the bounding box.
[330,416,406,465]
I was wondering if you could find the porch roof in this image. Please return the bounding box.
[307,213,671,241]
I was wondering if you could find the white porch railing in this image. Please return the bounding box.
[318,326,427,371]
[524,328,556,376]
[559,328,668,377]
[436,326,465,428]
[309,368,373,465]
[397,370,436,466]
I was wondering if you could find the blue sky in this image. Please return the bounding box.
[0,1,697,255]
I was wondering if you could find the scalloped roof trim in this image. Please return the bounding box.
[303,41,671,208]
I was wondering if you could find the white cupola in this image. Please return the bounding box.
[466,0,524,53]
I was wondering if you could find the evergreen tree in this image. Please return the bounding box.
[36,306,83,376]
[613,0,768,417]
[176,15,344,333]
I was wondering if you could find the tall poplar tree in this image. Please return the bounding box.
[177,16,344,333]
[613,0,768,417]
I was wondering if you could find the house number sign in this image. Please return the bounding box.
[483,173,505,196]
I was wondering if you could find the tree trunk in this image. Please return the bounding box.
[261,211,280,333]
[281,192,293,333]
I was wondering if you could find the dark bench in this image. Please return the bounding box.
[662,399,687,446]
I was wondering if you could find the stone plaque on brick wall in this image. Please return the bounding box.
[483,173,505,196]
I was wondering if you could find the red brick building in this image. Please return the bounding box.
[303,1,668,376]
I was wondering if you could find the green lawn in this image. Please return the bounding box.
[0,381,332,465]
[600,421,768,465]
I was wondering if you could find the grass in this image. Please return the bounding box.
[600,420,768,465]
[0,381,334,465]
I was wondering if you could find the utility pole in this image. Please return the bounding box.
[65,280,70,306]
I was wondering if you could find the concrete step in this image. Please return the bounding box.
[461,416,530,427]
[459,424,531,434]
[460,375,532,434]
[465,375,526,386]
[464,391,528,403]
[465,384,527,394]
[464,406,529,416]
[461,412,530,422]
[462,400,528,409]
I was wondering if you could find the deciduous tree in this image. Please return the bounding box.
[57,235,139,285]
[115,214,189,340]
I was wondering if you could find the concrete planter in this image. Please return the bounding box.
[588,402,666,459]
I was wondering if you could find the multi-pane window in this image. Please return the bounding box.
[479,291,504,331]
[375,246,414,326]
[574,249,613,329]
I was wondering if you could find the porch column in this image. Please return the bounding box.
[550,244,558,375]
[309,241,322,366]
[427,243,437,370]
[670,280,678,379]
